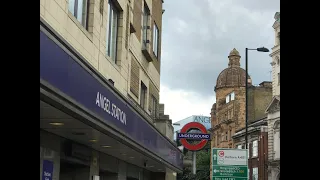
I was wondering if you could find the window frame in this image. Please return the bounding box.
[252,140,258,157]
[226,96,229,103]
[153,23,159,58]
[252,167,258,180]
[68,0,90,29]
[225,131,228,141]
[142,3,150,48]
[230,92,235,101]
[247,143,250,159]
[226,91,235,103]
[140,82,147,109]
[151,95,158,118]
[106,0,120,62]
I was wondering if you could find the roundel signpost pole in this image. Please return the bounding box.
[177,122,211,175]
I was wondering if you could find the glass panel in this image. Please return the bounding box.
[252,168,258,180]
[77,0,84,24]
[247,143,249,159]
[231,92,235,100]
[252,140,258,157]
[153,24,158,56]
[69,0,76,16]
[106,3,111,56]
[143,7,148,45]
[110,8,118,61]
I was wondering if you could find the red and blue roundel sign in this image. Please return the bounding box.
[177,122,211,151]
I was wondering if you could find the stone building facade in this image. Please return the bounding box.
[266,12,280,180]
[270,12,280,97]
[40,0,182,180]
[233,118,268,180]
[209,49,272,179]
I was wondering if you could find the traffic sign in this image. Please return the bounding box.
[212,148,248,180]
[177,122,211,151]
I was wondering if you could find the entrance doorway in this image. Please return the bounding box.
[127,177,139,180]
[60,159,90,180]
[99,170,118,180]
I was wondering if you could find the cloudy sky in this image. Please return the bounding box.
[159,0,280,122]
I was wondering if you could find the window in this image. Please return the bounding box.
[252,167,258,180]
[229,129,232,140]
[230,92,235,100]
[151,95,158,118]
[140,82,147,109]
[252,140,258,157]
[225,132,228,141]
[106,0,119,62]
[142,3,150,48]
[278,73,280,85]
[276,57,280,65]
[237,144,242,149]
[153,23,159,57]
[226,92,235,103]
[68,0,89,28]
[247,143,250,159]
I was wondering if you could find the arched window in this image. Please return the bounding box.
[273,120,280,134]
[273,120,280,159]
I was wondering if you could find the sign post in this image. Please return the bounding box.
[212,148,248,180]
[177,122,211,174]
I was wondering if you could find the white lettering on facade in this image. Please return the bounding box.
[95,92,127,125]
[44,171,51,177]
[178,133,210,139]
[194,116,210,123]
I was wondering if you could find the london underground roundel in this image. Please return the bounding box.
[177,122,211,151]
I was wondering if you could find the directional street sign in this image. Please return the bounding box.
[212,148,248,180]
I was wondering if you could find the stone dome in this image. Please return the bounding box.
[215,48,251,90]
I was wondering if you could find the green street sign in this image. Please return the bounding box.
[212,148,248,180]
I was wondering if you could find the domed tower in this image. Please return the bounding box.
[215,48,251,90]
[211,48,251,149]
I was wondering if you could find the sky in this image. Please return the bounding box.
[159,0,280,122]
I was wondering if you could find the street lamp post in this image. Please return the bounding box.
[245,47,269,150]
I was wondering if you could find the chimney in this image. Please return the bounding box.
[259,81,272,88]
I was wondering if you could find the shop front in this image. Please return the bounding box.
[40,19,183,180]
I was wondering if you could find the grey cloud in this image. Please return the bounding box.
[160,0,280,97]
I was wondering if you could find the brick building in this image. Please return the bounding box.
[232,118,268,180]
[209,48,272,179]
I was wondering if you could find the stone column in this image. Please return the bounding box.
[90,150,100,179]
[117,160,127,180]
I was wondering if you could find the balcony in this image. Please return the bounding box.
[221,118,233,124]
[217,100,236,111]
